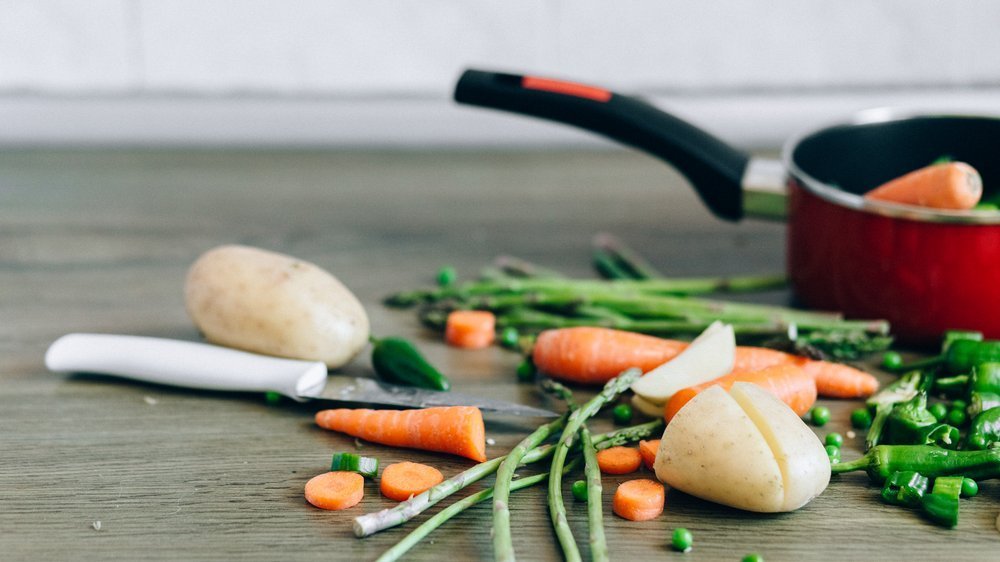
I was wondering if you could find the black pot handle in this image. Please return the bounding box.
[454,69,750,221]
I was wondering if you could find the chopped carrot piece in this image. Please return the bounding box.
[445,310,496,349]
[315,406,486,462]
[380,461,444,502]
[638,439,660,471]
[304,471,365,510]
[613,479,665,521]
[596,446,642,475]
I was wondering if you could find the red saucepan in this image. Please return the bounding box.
[454,69,1000,345]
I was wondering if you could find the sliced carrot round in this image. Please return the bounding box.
[613,479,665,521]
[638,439,660,471]
[380,461,445,502]
[445,310,496,349]
[304,471,365,511]
[596,446,642,475]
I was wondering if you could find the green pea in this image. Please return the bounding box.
[850,408,872,429]
[951,399,968,411]
[929,402,948,422]
[881,351,903,371]
[810,406,831,427]
[824,433,843,448]
[671,528,693,553]
[742,555,765,562]
[264,391,282,405]
[571,480,588,502]
[961,477,979,498]
[947,408,967,427]
[516,359,536,383]
[436,265,456,287]
[612,403,633,425]
[499,327,520,348]
[825,444,841,463]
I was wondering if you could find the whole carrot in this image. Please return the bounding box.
[315,406,486,462]
[532,327,878,398]
[532,327,685,385]
[864,162,982,210]
[664,364,816,421]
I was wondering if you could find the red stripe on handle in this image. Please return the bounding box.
[522,76,612,102]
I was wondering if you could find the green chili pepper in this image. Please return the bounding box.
[832,445,1000,484]
[947,342,1000,374]
[968,363,1000,394]
[942,330,983,353]
[933,374,969,397]
[880,470,929,507]
[370,336,451,391]
[866,371,924,450]
[883,393,959,448]
[920,476,964,528]
[966,407,1000,450]
[968,391,1000,418]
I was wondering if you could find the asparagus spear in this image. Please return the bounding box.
[549,369,642,562]
[353,418,664,538]
[580,425,608,562]
[592,232,664,280]
[492,413,570,562]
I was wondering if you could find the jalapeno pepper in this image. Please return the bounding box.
[370,336,451,391]
[832,445,1000,484]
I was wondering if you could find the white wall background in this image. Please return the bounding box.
[2,0,1000,147]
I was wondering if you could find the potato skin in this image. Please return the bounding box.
[185,245,369,368]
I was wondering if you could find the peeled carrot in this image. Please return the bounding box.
[379,461,444,501]
[532,327,685,385]
[444,310,496,349]
[638,439,660,471]
[532,327,877,398]
[304,471,365,510]
[612,479,665,521]
[596,446,643,475]
[315,406,486,462]
[864,162,982,210]
[664,364,816,421]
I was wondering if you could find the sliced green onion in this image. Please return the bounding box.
[331,452,379,479]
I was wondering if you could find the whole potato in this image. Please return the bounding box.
[185,245,369,368]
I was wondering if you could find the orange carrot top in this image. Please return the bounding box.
[315,406,486,462]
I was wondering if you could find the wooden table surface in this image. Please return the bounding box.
[2,149,997,561]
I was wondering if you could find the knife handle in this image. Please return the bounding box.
[45,333,328,400]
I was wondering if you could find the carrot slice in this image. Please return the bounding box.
[613,479,665,521]
[864,162,982,210]
[304,471,364,511]
[664,364,817,422]
[444,310,496,349]
[380,461,444,501]
[315,406,486,462]
[638,439,660,471]
[596,446,642,475]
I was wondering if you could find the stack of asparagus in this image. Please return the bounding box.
[387,234,891,360]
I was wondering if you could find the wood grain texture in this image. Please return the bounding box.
[1,149,996,561]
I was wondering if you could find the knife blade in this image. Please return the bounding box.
[44,333,558,417]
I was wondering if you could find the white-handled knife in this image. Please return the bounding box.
[45,333,558,417]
